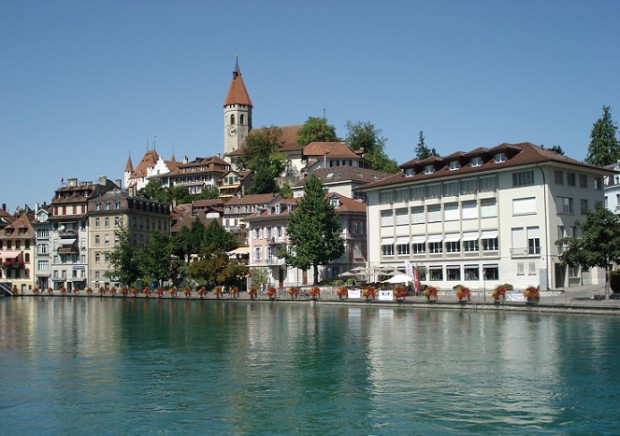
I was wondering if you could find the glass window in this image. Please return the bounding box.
[579,174,588,188]
[444,203,459,221]
[567,173,576,186]
[471,156,482,167]
[462,201,478,220]
[428,241,443,254]
[483,265,499,280]
[395,208,408,226]
[443,182,459,196]
[460,179,477,195]
[412,243,426,254]
[480,198,497,218]
[426,184,441,198]
[429,268,443,281]
[381,243,394,256]
[446,266,461,281]
[427,205,441,222]
[464,265,479,280]
[479,176,497,192]
[380,211,394,227]
[495,153,506,163]
[554,170,564,184]
[396,243,410,255]
[410,186,425,201]
[411,206,425,224]
[481,237,498,251]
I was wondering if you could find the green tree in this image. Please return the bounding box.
[550,145,565,155]
[188,251,247,288]
[203,220,238,254]
[557,202,620,295]
[138,179,169,202]
[297,116,339,147]
[345,120,398,173]
[138,229,173,286]
[249,267,269,289]
[282,175,345,284]
[171,218,206,262]
[585,105,620,166]
[106,225,140,286]
[415,130,438,159]
[239,126,285,194]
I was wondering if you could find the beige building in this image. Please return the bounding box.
[0,213,36,294]
[87,190,170,289]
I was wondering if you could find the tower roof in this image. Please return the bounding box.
[125,154,134,173]
[223,65,253,107]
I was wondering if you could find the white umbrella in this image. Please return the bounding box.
[386,274,413,284]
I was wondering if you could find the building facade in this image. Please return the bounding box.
[0,213,36,294]
[359,142,609,291]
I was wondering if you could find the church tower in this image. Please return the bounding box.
[223,57,253,159]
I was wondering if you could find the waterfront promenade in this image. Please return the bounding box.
[9,284,620,315]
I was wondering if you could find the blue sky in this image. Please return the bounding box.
[1,0,619,212]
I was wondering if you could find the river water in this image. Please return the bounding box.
[1,297,620,434]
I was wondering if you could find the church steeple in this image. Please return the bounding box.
[223,57,253,160]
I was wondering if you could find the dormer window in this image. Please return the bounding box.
[449,161,460,171]
[471,156,482,167]
[405,168,414,177]
[494,152,506,163]
[424,165,434,175]
[330,197,339,207]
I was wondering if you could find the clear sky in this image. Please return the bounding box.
[1,0,619,213]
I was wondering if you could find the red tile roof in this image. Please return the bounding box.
[223,67,253,107]
[226,125,303,157]
[302,142,364,159]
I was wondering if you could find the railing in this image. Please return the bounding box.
[511,246,541,257]
[0,282,12,296]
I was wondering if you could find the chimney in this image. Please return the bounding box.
[98,176,107,186]
[1,203,5,211]
[115,179,122,189]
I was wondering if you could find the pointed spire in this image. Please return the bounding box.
[125,153,134,173]
[223,57,253,107]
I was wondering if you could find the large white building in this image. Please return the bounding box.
[358,142,610,292]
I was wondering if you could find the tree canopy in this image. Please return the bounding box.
[415,130,438,160]
[281,175,344,284]
[297,117,339,147]
[138,229,173,286]
[585,105,620,166]
[557,202,620,292]
[138,179,219,203]
[171,218,206,262]
[238,126,285,194]
[106,224,140,286]
[345,120,398,173]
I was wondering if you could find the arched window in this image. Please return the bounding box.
[230,114,235,125]
[240,114,245,125]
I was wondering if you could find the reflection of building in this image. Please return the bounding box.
[0,213,36,294]
[87,191,170,289]
[49,176,119,292]
[245,193,366,287]
[360,142,610,291]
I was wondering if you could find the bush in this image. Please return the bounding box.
[609,270,620,293]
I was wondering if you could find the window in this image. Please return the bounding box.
[277,226,284,238]
[579,174,588,188]
[463,233,479,252]
[580,199,588,215]
[569,264,579,278]
[513,197,536,215]
[253,228,260,239]
[481,232,498,251]
[449,160,460,170]
[460,179,477,195]
[380,211,394,227]
[429,267,443,281]
[594,177,603,190]
[37,228,49,238]
[480,198,497,218]
[95,218,100,228]
[471,156,482,167]
[395,208,408,226]
[104,217,110,227]
[443,181,459,197]
[479,176,497,192]
[446,266,461,281]
[379,191,393,204]
[353,221,362,235]
[353,242,363,259]
[567,173,576,186]
[95,235,100,245]
[557,197,573,214]
[426,184,441,198]
[428,236,443,254]
[114,217,120,227]
[495,152,506,163]
[412,240,426,254]
[95,253,100,263]
[445,238,460,253]
[483,265,499,280]
[464,265,479,280]
[104,235,109,245]
[411,206,424,224]
[527,227,540,254]
[517,262,525,275]
[254,247,262,261]
[410,186,425,200]
[554,170,564,185]
[381,239,394,256]
[462,201,478,220]
[427,205,441,222]
[37,260,49,271]
[396,238,410,255]
[395,189,408,202]
[513,171,535,187]
[444,203,459,221]
[424,165,434,175]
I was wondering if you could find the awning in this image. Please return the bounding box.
[480,230,498,239]
[411,235,426,244]
[462,232,479,241]
[427,235,442,243]
[444,234,460,242]
[395,236,409,244]
[60,238,76,245]
[0,250,22,261]
[228,246,249,255]
[381,238,394,245]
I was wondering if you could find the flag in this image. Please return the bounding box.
[413,268,420,294]
[404,260,413,278]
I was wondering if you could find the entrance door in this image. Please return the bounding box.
[554,263,565,289]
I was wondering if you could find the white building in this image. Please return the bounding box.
[358,142,609,292]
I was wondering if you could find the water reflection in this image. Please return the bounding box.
[2,298,620,433]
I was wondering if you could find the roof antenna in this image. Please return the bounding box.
[323,108,326,120]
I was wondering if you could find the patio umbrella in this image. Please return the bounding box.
[386,274,413,284]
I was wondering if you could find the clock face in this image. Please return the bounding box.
[227,126,237,137]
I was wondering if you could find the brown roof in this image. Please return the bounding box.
[330,193,366,213]
[223,67,253,107]
[0,213,35,240]
[125,155,134,173]
[131,150,159,178]
[225,193,280,206]
[226,125,303,157]
[295,166,394,188]
[302,142,364,159]
[361,142,610,191]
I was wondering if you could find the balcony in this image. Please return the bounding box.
[268,237,285,245]
[266,257,284,266]
[511,246,541,258]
